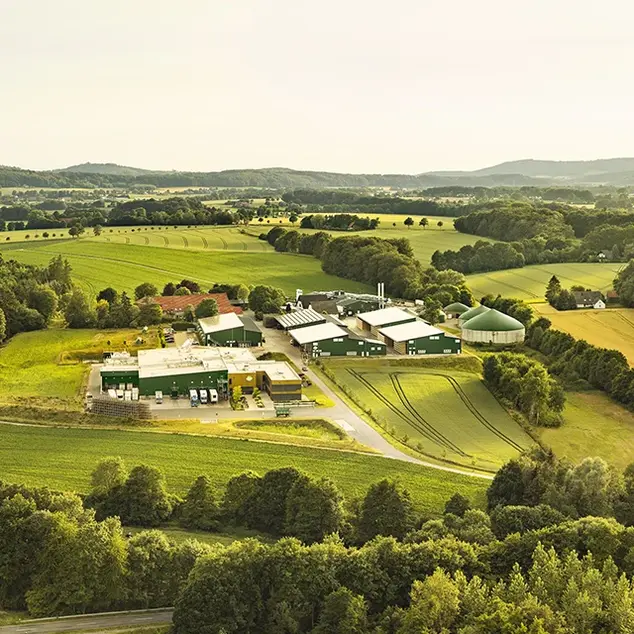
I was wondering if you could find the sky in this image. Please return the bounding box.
[2,0,634,173]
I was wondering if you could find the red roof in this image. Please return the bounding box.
[146,293,242,314]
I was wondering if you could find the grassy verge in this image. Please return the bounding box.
[0,424,488,514]
[0,611,27,625]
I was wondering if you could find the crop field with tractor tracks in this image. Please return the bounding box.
[324,360,533,473]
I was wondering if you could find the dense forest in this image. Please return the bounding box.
[7,449,634,632]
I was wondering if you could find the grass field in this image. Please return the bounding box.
[0,424,488,514]
[0,236,369,296]
[0,329,156,408]
[466,262,623,302]
[533,304,634,366]
[536,390,634,470]
[125,524,273,546]
[324,359,533,473]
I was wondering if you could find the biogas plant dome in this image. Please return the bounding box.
[461,308,525,344]
[457,304,490,326]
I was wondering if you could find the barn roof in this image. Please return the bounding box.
[148,293,242,314]
[379,320,449,342]
[356,307,416,327]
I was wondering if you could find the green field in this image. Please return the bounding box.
[324,360,533,472]
[534,304,634,366]
[537,391,634,471]
[0,424,488,514]
[0,329,155,408]
[466,262,623,302]
[0,234,369,296]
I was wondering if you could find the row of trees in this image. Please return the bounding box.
[299,214,379,231]
[84,458,416,546]
[526,317,634,410]
[483,353,565,426]
[264,227,474,306]
[432,240,525,274]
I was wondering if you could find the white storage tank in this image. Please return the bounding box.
[461,309,525,344]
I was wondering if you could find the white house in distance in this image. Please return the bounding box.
[573,291,605,309]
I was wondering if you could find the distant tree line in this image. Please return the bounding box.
[421,185,597,203]
[264,227,474,306]
[281,190,466,217]
[299,213,379,231]
[432,240,525,274]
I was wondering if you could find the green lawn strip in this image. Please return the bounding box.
[0,424,487,514]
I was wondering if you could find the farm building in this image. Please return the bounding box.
[145,293,241,318]
[461,309,525,344]
[289,322,386,358]
[197,313,262,347]
[276,308,327,330]
[443,302,470,319]
[573,291,605,309]
[356,307,417,338]
[458,304,490,327]
[337,296,380,316]
[379,321,461,355]
[100,346,301,401]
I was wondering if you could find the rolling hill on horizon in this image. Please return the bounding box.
[3,158,634,188]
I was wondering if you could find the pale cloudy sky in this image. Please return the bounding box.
[1,0,633,173]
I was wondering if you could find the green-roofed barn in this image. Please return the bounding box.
[443,302,470,319]
[461,309,525,344]
[458,304,490,327]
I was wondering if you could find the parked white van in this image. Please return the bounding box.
[199,389,208,405]
[209,388,219,404]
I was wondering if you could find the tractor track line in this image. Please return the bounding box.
[348,369,469,457]
[389,374,469,456]
[427,372,526,452]
[347,369,449,451]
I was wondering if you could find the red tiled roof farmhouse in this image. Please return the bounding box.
[146,293,242,314]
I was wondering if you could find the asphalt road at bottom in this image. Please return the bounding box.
[0,609,174,634]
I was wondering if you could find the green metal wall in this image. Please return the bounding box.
[302,337,386,357]
[139,370,228,396]
[201,326,262,347]
[405,333,461,355]
[101,370,139,389]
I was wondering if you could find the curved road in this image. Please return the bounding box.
[0,609,173,634]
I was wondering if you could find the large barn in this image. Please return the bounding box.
[197,313,262,347]
[379,321,461,355]
[289,322,386,357]
[461,309,525,344]
[356,307,417,338]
